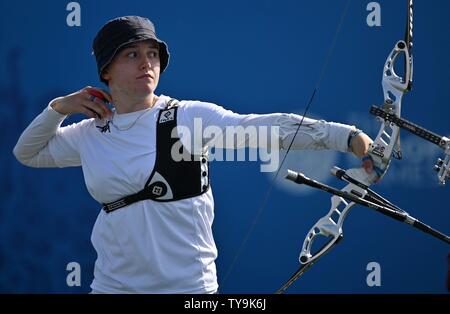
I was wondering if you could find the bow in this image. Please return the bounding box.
[299,0,414,265]
[221,0,447,293]
[275,0,416,293]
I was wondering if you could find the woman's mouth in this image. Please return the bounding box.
[136,74,153,80]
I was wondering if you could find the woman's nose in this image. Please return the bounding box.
[140,55,152,70]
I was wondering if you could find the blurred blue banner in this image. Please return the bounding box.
[1,0,449,293]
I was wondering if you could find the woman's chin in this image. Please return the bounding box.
[133,85,155,96]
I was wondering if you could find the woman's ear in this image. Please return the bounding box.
[101,69,110,81]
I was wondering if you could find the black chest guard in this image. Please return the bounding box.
[102,99,210,213]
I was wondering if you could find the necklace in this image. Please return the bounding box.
[110,107,151,131]
[107,97,158,132]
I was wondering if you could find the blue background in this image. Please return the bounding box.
[1,0,449,293]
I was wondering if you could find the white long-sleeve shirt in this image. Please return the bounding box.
[13,94,354,293]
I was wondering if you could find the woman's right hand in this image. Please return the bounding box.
[50,86,113,119]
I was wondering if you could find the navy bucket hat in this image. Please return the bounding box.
[92,16,170,84]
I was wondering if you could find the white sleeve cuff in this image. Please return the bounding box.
[46,99,69,122]
[326,122,355,153]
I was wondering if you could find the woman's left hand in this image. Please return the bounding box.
[349,131,375,174]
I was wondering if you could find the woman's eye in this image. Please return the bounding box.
[124,50,158,59]
[127,51,137,58]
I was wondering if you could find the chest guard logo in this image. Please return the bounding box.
[159,109,175,123]
[147,181,168,197]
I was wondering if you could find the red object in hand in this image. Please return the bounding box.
[86,88,108,103]
[85,88,110,119]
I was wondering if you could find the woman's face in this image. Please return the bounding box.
[103,39,161,98]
